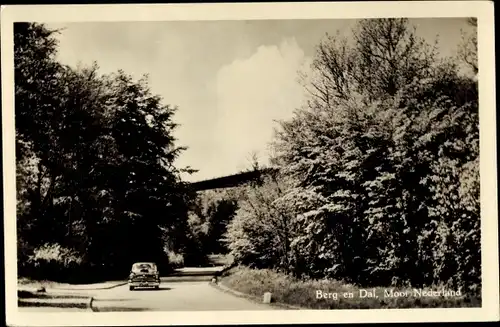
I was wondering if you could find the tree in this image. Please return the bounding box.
[15,23,66,270]
[268,18,479,291]
[458,18,478,75]
[225,171,295,272]
[188,189,239,255]
[300,19,437,110]
[15,23,194,281]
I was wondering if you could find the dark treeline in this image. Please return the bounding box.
[224,18,480,295]
[15,23,199,282]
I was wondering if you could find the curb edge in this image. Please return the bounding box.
[54,281,128,291]
[209,281,303,310]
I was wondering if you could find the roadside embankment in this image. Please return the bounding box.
[216,266,481,309]
[18,289,93,310]
[17,278,128,311]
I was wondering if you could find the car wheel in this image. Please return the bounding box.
[155,286,159,290]
[129,286,135,291]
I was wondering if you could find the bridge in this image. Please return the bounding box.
[188,167,278,191]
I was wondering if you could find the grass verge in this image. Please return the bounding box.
[219,266,481,309]
[18,277,64,290]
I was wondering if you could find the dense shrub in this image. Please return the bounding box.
[166,250,185,269]
[26,243,84,282]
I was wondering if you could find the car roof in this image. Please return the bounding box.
[132,262,156,266]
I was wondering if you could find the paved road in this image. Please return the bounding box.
[91,280,273,311]
[19,268,275,312]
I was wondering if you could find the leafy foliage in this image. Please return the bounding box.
[27,243,84,282]
[15,23,194,281]
[224,172,294,270]
[189,189,239,254]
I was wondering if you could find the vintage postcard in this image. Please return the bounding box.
[2,1,498,326]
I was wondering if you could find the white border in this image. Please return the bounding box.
[2,2,498,326]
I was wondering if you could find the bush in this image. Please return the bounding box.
[167,251,184,268]
[30,243,83,266]
[27,243,84,282]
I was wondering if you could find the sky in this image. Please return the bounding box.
[46,18,474,182]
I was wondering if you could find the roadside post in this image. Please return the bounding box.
[263,292,272,304]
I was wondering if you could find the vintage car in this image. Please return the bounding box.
[128,262,160,290]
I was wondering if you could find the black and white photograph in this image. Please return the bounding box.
[2,2,498,326]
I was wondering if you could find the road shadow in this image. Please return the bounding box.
[93,298,134,302]
[208,254,234,267]
[93,306,148,312]
[131,287,171,291]
[168,272,216,277]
